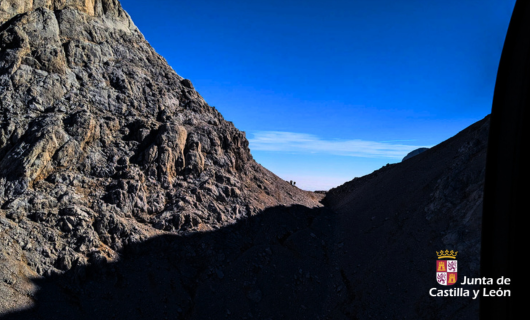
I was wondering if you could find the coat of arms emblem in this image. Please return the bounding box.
[436,250,458,286]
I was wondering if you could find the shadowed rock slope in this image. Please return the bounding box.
[0,0,321,313]
[0,104,489,320]
[324,115,489,319]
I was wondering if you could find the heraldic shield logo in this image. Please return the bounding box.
[436,250,458,286]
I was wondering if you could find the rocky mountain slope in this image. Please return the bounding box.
[324,115,489,319]
[0,1,488,319]
[0,0,321,313]
[0,102,489,320]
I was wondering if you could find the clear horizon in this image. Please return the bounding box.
[121,0,515,190]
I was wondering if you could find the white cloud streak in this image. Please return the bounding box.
[249,131,429,159]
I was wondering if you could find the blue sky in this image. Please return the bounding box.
[122,0,515,190]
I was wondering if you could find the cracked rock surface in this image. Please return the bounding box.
[0,0,321,313]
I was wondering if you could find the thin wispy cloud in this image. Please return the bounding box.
[249,131,429,159]
[378,139,418,143]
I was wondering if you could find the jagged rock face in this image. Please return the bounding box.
[0,0,320,309]
[0,0,127,23]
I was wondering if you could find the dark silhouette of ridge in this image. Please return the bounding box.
[481,0,527,318]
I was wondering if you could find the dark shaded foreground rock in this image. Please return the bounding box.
[325,115,489,319]
[1,205,344,320]
[1,115,489,319]
[0,0,321,313]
